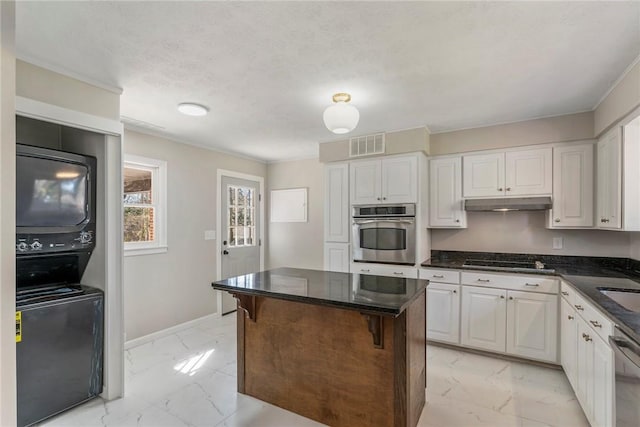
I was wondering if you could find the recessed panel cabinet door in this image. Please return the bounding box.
[429,157,465,227]
[591,334,614,427]
[463,153,504,198]
[551,144,594,227]
[505,148,552,196]
[461,286,506,352]
[505,290,557,363]
[576,321,595,420]
[596,127,622,229]
[426,283,460,344]
[560,298,578,389]
[350,160,381,205]
[381,156,417,204]
[324,163,350,242]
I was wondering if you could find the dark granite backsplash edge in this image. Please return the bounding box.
[428,250,640,273]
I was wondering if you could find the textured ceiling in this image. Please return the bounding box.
[15,1,640,162]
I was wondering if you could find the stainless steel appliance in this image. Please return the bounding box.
[352,204,415,265]
[609,326,640,427]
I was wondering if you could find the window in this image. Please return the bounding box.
[227,185,256,247]
[123,154,167,256]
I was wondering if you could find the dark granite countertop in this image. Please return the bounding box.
[211,267,428,317]
[422,250,640,343]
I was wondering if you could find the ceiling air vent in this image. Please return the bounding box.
[349,133,385,157]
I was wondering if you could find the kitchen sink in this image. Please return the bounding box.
[599,288,640,313]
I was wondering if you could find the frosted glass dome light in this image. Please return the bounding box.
[323,93,360,134]
[177,102,209,116]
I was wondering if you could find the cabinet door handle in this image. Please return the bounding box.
[452,290,457,294]
[393,272,404,276]
[477,279,491,283]
[554,218,561,223]
[506,187,511,191]
[361,269,370,272]
[568,315,574,320]
[376,197,381,201]
[455,219,460,223]
[525,283,539,287]
[582,333,592,342]
[498,188,503,192]
[500,295,505,299]
[590,320,602,328]
[574,305,584,311]
[382,197,387,201]
[561,291,569,296]
[508,296,513,300]
[432,275,444,278]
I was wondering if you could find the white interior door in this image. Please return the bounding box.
[220,175,261,315]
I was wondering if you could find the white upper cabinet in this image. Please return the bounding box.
[596,127,622,229]
[504,148,552,195]
[350,155,417,205]
[595,113,640,231]
[463,148,552,198]
[549,144,594,228]
[429,157,466,228]
[463,153,504,197]
[324,163,350,242]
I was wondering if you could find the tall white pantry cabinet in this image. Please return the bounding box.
[323,163,350,272]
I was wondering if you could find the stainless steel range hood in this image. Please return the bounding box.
[464,197,552,212]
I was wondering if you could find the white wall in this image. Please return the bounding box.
[594,59,640,137]
[431,212,631,257]
[0,1,16,424]
[123,130,267,341]
[430,112,593,155]
[266,158,324,270]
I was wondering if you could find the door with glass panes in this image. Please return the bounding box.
[221,176,261,314]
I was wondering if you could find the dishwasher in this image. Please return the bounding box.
[609,326,640,427]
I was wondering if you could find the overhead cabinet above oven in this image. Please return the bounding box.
[350,155,417,205]
[463,147,552,198]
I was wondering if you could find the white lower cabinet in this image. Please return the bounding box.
[506,291,558,362]
[323,243,350,273]
[460,285,558,363]
[560,298,578,389]
[426,283,460,344]
[561,287,614,427]
[461,286,507,353]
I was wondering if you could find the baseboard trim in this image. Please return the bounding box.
[124,312,221,350]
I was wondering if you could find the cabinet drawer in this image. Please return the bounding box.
[419,268,460,284]
[351,263,418,279]
[560,281,576,305]
[460,271,558,294]
[573,292,614,342]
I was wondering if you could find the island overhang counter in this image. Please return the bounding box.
[211,267,428,427]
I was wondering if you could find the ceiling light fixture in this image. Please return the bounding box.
[323,93,360,134]
[177,103,209,117]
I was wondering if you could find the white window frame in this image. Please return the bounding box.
[123,154,167,256]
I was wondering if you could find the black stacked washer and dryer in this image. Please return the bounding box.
[15,124,104,427]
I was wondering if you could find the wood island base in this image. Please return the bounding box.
[233,292,426,427]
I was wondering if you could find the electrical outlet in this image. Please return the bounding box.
[204,230,216,240]
[552,237,563,250]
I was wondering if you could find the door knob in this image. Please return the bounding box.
[223,250,229,255]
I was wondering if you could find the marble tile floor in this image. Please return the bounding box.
[40,313,589,427]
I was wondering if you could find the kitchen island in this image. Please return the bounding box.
[211,267,428,427]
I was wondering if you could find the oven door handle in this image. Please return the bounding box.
[353,219,415,225]
[609,335,640,368]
